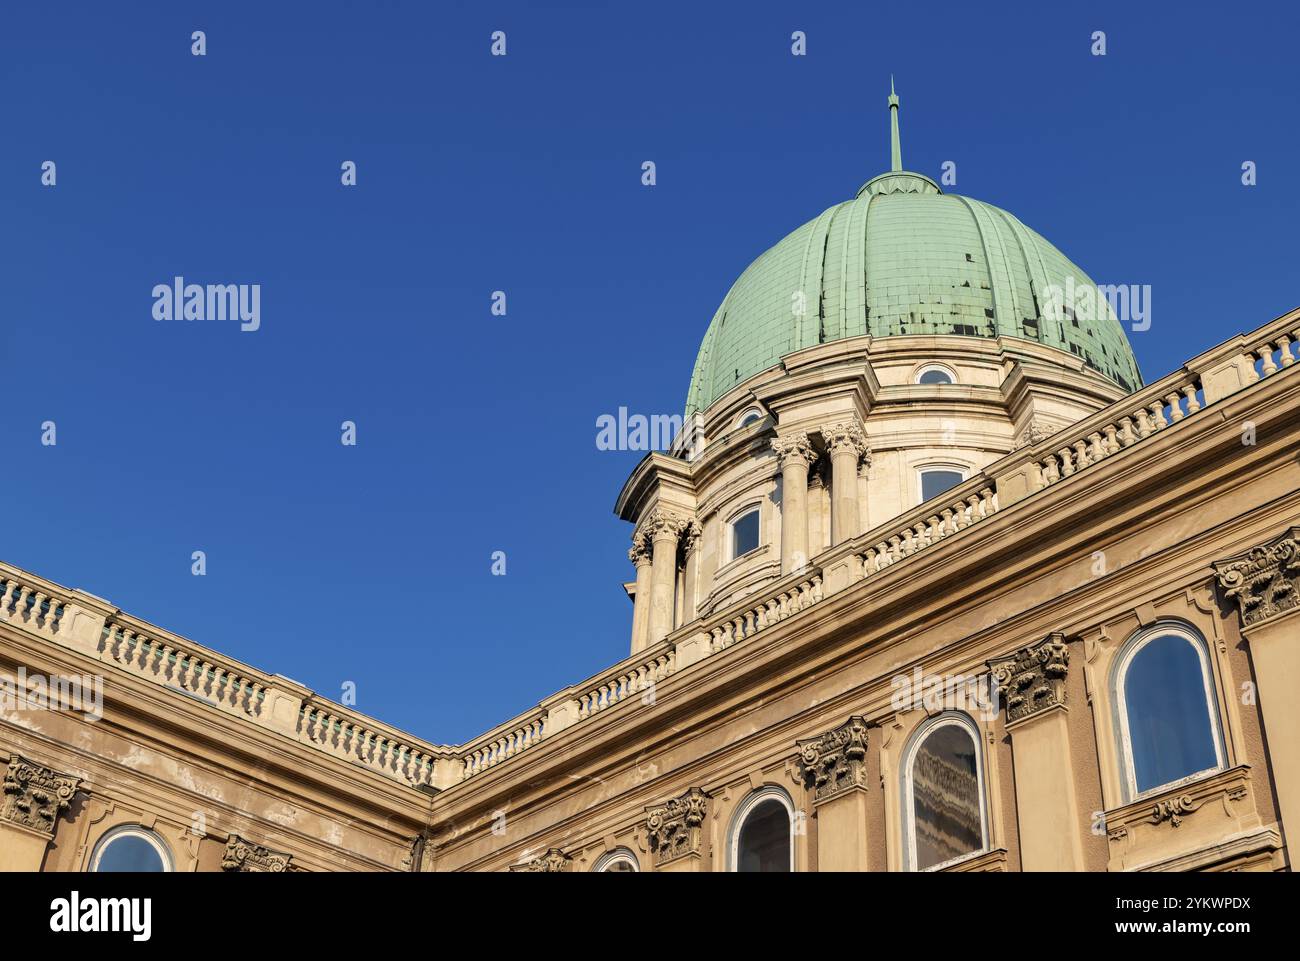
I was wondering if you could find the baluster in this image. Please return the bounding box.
[1279,335,1295,367]
[1165,392,1184,422]
[31,592,48,628]
[1259,346,1278,377]
[1148,401,1167,430]
[1182,385,1202,413]
[1088,432,1106,462]
[1072,440,1090,470]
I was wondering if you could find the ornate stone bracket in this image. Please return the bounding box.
[1213,527,1300,627]
[645,787,709,866]
[509,847,573,872]
[221,834,293,872]
[988,633,1069,724]
[794,716,869,803]
[681,520,702,559]
[2,754,80,838]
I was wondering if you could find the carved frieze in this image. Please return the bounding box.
[645,787,709,865]
[987,633,1069,724]
[509,847,573,872]
[221,834,293,872]
[2,754,80,838]
[1213,527,1300,627]
[794,716,869,803]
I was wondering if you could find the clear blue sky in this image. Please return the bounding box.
[2,1,1296,745]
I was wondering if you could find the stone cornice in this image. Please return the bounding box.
[508,847,573,872]
[645,787,709,865]
[2,754,80,838]
[987,633,1069,725]
[1212,526,1300,627]
[221,834,294,872]
[794,716,869,803]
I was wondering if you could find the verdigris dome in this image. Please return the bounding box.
[686,94,1142,415]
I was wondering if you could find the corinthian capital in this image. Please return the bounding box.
[795,716,869,803]
[628,530,653,566]
[771,431,814,469]
[1213,527,1300,627]
[681,520,702,558]
[641,507,688,543]
[821,421,870,470]
[2,754,80,838]
[988,633,1070,724]
[645,787,709,865]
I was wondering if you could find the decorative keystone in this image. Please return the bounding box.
[646,787,709,865]
[795,716,869,803]
[988,633,1070,724]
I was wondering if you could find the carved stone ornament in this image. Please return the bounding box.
[509,847,573,872]
[221,834,293,872]
[771,431,815,469]
[988,633,1069,724]
[820,422,871,472]
[795,716,869,803]
[2,754,80,838]
[645,787,709,865]
[641,508,688,544]
[1017,419,1055,449]
[1212,527,1300,627]
[1150,795,1202,828]
[628,531,653,567]
[681,520,702,558]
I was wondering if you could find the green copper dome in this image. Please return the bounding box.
[685,86,1142,415]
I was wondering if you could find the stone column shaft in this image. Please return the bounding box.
[822,422,868,545]
[773,433,813,573]
[629,539,654,655]
[644,511,685,646]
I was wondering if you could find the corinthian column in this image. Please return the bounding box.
[773,432,814,573]
[822,422,869,544]
[628,534,654,654]
[644,509,686,646]
[680,521,702,624]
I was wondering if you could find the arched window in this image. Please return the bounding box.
[736,408,764,429]
[729,506,761,559]
[1114,623,1224,799]
[902,713,988,871]
[592,849,639,872]
[730,787,794,872]
[915,364,956,385]
[918,466,965,503]
[90,826,172,872]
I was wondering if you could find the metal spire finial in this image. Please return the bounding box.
[888,77,902,172]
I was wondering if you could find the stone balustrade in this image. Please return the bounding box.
[2,308,1297,794]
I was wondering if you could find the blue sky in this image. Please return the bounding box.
[2,1,1296,745]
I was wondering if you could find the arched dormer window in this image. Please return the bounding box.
[729,787,794,872]
[89,825,173,872]
[1113,622,1225,800]
[902,712,988,870]
[915,363,956,385]
[592,848,639,872]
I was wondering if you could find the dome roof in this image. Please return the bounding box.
[685,91,1142,415]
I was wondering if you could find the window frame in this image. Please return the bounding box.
[916,463,968,505]
[735,408,765,429]
[89,824,174,873]
[727,504,763,562]
[900,711,990,872]
[591,848,640,872]
[727,785,796,873]
[1111,622,1226,803]
[914,363,958,385]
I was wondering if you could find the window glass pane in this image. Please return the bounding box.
[912,724,982,869]
[739,412,761,427]
[1124,635,1219,793]
[95,835,166,872]
[737,799,790,872]
[918,368,953,384]
[920,469,963,502]
[603,859,636,872]
[732,510,760,557]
